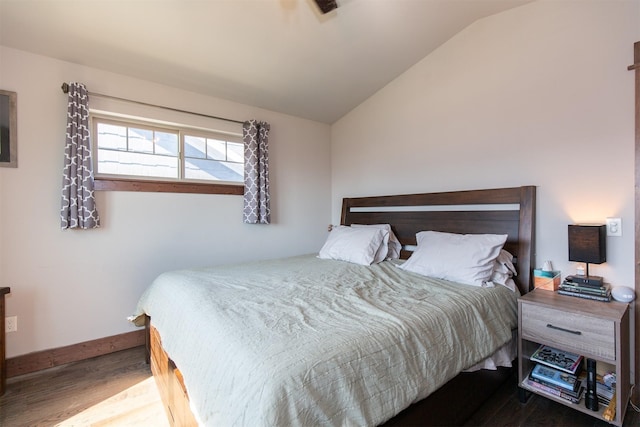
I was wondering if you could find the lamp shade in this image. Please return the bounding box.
[568,224,606,264]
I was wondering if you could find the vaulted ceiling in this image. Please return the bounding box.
[0,0,533,123]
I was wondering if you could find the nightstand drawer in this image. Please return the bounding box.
[521,303,616,360]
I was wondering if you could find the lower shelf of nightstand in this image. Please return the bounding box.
[519,380,622,426]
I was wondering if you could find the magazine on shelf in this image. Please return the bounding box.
[529,373,584,398]
[599,395,611,405]
[523,377,583,403]
[528,374,584,398]
[597,381,614,401]
[530,345,583,375]
[559,282,611,296]
[530,363,580,392]
[557,289,612,302]
[575,371,612,404]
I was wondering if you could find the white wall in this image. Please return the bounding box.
[2,0,638,360]
[0,47,332,358]
[332,1,639,288]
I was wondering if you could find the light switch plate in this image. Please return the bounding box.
[606,217,622,237]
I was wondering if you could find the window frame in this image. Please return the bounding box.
[90,114,244,195]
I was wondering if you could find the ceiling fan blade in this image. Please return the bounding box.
[314,0,338,14]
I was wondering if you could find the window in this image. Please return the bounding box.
[183,134,244,182]
[91,115,244,194]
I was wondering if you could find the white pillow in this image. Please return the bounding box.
[318,226,388,265]
[351,223,402,259]
[487,249,518,292]
[400,231,507,287]
[367,228,389,264]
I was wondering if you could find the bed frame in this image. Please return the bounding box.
[145,185,536,426]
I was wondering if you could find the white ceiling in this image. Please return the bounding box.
[0,0,533,124]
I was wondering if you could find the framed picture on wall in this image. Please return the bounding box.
[0,90,17,168]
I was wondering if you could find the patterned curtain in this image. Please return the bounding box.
[60,82,100,229]
[243,120,271,224]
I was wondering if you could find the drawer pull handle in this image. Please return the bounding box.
[546,324,582,335]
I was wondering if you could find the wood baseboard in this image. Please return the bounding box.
[6,329,145,378]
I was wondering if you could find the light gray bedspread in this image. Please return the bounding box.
[133,254,518,426]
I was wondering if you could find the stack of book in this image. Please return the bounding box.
[524,345,584,404]
[558,278,612,302]
[574,371,615,404]
[596,373,615,406]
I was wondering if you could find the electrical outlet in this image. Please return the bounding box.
[606,217,622,237]
[5,316,17,332]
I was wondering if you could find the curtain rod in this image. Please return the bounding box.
[60,82,245,125]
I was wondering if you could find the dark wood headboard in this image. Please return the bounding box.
[340,186,536,295]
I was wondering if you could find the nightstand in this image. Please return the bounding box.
[1,287,10,396]
[518,289,630,426]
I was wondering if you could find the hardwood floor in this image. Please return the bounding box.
[1,346,638,426]
[0,346,168,427]
[465,374,640,427]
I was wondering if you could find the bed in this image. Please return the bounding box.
[133,185,536,426]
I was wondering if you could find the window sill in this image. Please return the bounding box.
[94,178,244,195]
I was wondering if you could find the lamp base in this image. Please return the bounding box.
[566,275,604,287]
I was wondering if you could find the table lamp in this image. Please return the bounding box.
[568,224,606,287]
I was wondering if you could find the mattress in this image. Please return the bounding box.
[133,254,518,426]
